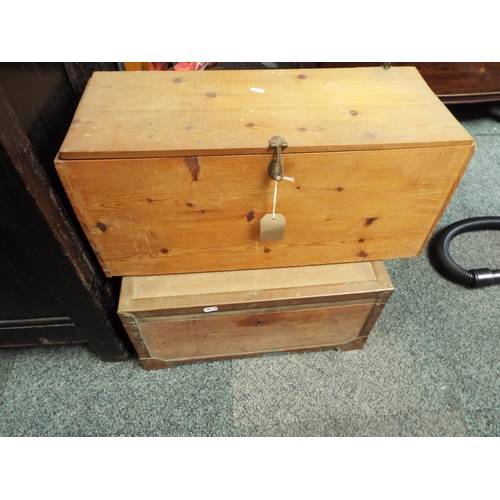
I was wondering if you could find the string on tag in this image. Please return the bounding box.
[272,180,278,220]
[272,176,294,220]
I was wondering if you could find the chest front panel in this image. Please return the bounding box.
[56,145,472,276]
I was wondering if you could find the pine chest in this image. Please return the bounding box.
[55,67,474,277]
[118,261,393,369]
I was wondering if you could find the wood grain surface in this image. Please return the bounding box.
[58,67,473,160]
[138,301,375,364]
[320,63,500,103]
[118,261,392,316]
[56,144,473,276]
[118,261,393,368]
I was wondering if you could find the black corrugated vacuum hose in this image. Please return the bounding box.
[429,217,500,288]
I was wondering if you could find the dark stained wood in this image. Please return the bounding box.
[0,63,77,188]
[63,63,120,100]
[0,321,83,347]
[0,63,132,360]
[0,223,68,320]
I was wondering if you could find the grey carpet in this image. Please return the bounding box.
[1,102,499,437]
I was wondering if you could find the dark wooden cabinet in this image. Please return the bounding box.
[0,63,131,361]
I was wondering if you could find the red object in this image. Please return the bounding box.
[173,62,216,71]
[144,63,170,71]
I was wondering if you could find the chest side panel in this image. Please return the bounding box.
[56,145,473,276]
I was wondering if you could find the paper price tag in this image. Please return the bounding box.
[260,214,286,242]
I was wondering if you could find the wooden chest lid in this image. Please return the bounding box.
[58,66,473,160]
[118,261,393,315]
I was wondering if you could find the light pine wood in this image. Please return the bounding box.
[58,67,473,160]
[56,144,473,276]
[117,261,393,369]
